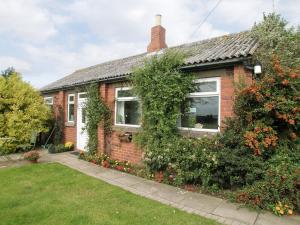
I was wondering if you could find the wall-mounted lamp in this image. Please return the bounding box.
[243,60,262,79]
[254,64,262,75]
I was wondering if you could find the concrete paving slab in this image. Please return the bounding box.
[148,183,188,203]
[97,169,127,180]
[255,212,300,225]
[130,180,161,195]
[213,201,258,225]
[180,191,223,213]
[114,174,144,186]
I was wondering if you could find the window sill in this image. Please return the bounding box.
[113,125,141,133]
[179,128,219,138]
[65,122,75,127]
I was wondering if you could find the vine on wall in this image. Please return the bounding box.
[131,49,194,171]
[85,83,112,154]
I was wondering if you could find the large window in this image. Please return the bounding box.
[179,77,220,132]
[115,87,141,126]
[67,94,75,122]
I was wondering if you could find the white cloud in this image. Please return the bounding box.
[0,0,299,88]
[0,56,31,72]
[0,0,57,42]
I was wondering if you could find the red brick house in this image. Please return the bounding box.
[41,15,257,164]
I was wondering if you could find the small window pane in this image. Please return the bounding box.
[69,95,74,102]
[181,96,219,129]
[194,81,217,92]
[69,104,75,122]
[44,97,53,105]
[79,93,87,99]
[116,100,140,125]
[117,89,134,98]
[82,108,86,123]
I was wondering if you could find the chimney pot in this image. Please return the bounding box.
[155,14,161,26]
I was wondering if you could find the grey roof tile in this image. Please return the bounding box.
[41,31,257,92]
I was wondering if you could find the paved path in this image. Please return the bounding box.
[3,151,300,225]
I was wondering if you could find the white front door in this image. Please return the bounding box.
[77,92,88,151]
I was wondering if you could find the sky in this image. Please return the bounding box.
[0,0,299,88]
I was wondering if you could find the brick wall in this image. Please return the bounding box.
[50,90,77,145]
[220,64,253,128]
[45,63,252,164]
[98,82,143,164]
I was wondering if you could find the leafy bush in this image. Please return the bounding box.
[23,150,40,162]
[47,142,73,154]
[131,49,193,172]
[165,137,217,187]
[210,119,266,189]
[0,68,50,154]
[235,146,300,214]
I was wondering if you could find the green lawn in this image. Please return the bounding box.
[0,163,220,225]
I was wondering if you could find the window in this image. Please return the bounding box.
[115,87,141,126]
[44,97,53,105]
[179,77,220,131]
[67,94,75,122]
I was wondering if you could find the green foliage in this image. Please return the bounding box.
[251,13,300,74]
[217,13,300,212]
[23,150,40,162]
[131,49,194,171]
[211,119,265,189]
[85,83,112,154]
[164,137,218,187]
[53,106,64,145]
[0,70,51,155]
[236,145,300,213]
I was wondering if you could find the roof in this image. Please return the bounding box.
[41,31,258,92]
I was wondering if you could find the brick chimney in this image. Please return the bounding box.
[147,14,167,53]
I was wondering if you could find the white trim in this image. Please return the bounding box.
[180,77,221,132]
[178,127,219,133]
[76,92,88,151]
[44,96,53,105]
[78,92,87,99]
[115,87,141,127]
[67,94,75,122]
[190,77,220,96]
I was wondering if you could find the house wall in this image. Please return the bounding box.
[46,63,252,164]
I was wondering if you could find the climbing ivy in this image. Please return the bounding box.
[131,49,194,171]
[85,83,112,154]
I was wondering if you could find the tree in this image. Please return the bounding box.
[0,69,51,154]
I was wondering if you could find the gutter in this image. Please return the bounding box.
[180,57,251,71]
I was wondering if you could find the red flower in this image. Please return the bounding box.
[288,119,295,125]
[289,72,297,79]
[282,79,289,86]
[102,160,110,168]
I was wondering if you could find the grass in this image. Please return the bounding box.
[0,163,220,225]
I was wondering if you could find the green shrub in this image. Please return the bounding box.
[47,143,72,154]
[132,49,194,172]
[235,146,300,214]
[23,150,40,162]
[210,119,265,189]
[0,69,51,155]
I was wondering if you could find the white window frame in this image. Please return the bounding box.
[179,77,221,132]
[44,96,53,105]
[67,94,75,123]
[115,87,141,127]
